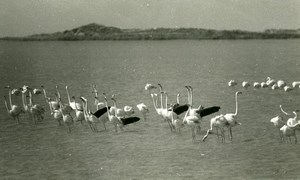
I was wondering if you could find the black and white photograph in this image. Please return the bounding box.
[1,0,300,179]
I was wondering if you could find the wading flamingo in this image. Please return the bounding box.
[80,97,98,132]
[169,105,184,134]
[72,96,85,125]
[28,90,45,124]
[206,91,242,141]
[58,96,74,133]
[103,93,123,132]
[3,94,24,124]
[65,86,83,111]
[280,125,297,143]
[4,86,24,124]
[202,114,227,142]
[41,85,59,113]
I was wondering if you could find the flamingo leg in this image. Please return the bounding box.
[229,128,233,141]
[215,127,220,141]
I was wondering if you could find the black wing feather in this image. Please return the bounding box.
[172,104,189,115]
[121,117,140,125]
[93,106,111,118]
[198,106,221,117]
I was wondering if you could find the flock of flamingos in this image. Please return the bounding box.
[3,76,300,143]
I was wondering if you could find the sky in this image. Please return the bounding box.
[0,0,300,37]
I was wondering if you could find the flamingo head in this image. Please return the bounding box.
[4,85,10,89]
[80,96,87,102]
[236,91,242,95]
[145,83,156,91]
[11,88,21,96]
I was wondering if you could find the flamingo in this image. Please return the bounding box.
[292,81,300,88]
[33,88,42,95]
[72,96,85,125]
[270,116,286,141]
[4,86,25,124]
[266,77,276,86]
[58,96,73,133]
[80,97,98,132]
[172,93,189,115]
[103,94,123,132]
[41,85,59,113]
[136,103,149,121]
[202,114,227,142]
[185,86,203,118]
[92,87,109,130]
[109,95,133,118]
[253,82,260,88]
[3,92,24,124]
[55,85,73,114]
[183,107,202,141]
[185,85,220,122]
[277,80,286,88]
[280,125,297,143]
[169,105,184,134]
[242,81,250,88]
[21,88,32,121]
[28,90,45,124]
[52,93,63,126]
[150,93,161,115]
[11,88,21,96]
[65,86,83,111]
[160,91,175,131]
[271,84,279,90]
[202,91,240,142]
[145,83,157,94]
[228,80,237,87]
[211,91,242,141]
[283,86,293,92]
[261,82,268,88]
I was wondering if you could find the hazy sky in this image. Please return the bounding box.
[1,0,300,37]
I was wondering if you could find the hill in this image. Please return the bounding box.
[1,23,300,41]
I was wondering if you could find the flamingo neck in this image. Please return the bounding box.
[151,95,158,111]
[165,93,168,110]
[21,92,26,109]
[56,86,61,99]
[65,87,72,104]
[104,100,112,119]
[190,88,193,107]
[183,108,190,122]
[4,98,10,113]
[73,98,79,113]
[177,95,180,104]
[112,100,118,116]
[81,101,87,119]
[8,87,12,109]
[186,87,190,105]
[58,100,65,116]
[293,111,298,120]
[234,93,239,116]
[29,92,33,107]
[42,87,47,100]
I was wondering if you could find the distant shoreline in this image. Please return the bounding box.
[1,23,300,41]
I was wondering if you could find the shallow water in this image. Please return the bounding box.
[1,39,300,179]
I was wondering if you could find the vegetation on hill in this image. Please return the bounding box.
[1,23,300,41]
